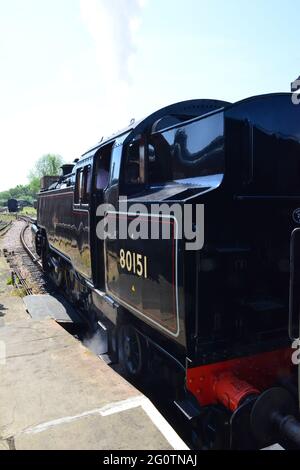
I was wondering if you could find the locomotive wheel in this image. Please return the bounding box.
[192,406,230,450]
[64,268,76,299]
[41,237,50,273]
[118,325,147,379]
[49,265,64,287]
[41,239,64,287]
[44,253,63,287]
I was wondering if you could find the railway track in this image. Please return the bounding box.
[0,220,12,237]
[17,218,45,294]
[2,218,47,295]
[20,219,42,269]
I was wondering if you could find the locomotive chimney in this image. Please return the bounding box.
[61,164,75,176]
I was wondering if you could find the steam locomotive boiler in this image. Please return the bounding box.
[33,93,300,449]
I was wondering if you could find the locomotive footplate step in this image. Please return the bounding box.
[24,294,83,324]
[0,318,187,450]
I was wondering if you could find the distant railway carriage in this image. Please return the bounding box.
[18,200,33,210]
[7,198,18,213]
[33,94,300,449]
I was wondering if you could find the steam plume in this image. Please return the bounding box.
[80,0,146,130]
[80,0,145,83]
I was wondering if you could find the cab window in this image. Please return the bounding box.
[149,112,224,184]
[95,143,113,191]
[75,165,91,205]
[124,138,144,186]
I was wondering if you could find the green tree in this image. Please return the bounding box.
[0,154,65,206]
[28,176,41,195]
[29,154,64,180]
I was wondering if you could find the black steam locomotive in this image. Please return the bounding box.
[33,93,300,449]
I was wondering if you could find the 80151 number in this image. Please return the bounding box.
[119,249,148,279]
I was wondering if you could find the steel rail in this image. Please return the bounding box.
[19,221,42,269]
[0,221,12,236]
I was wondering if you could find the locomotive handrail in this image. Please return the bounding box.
[289,228,300,340]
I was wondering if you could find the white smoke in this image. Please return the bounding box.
[81,2,145,87]
[83,328,108,356]
[80,0,147,131]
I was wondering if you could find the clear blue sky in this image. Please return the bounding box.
[0,0,299,190]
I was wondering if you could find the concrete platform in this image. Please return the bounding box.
[24,294,83,324]
[0,296,29,326]
[0,319,188,450]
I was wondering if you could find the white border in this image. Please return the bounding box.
[21,396,189,450]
